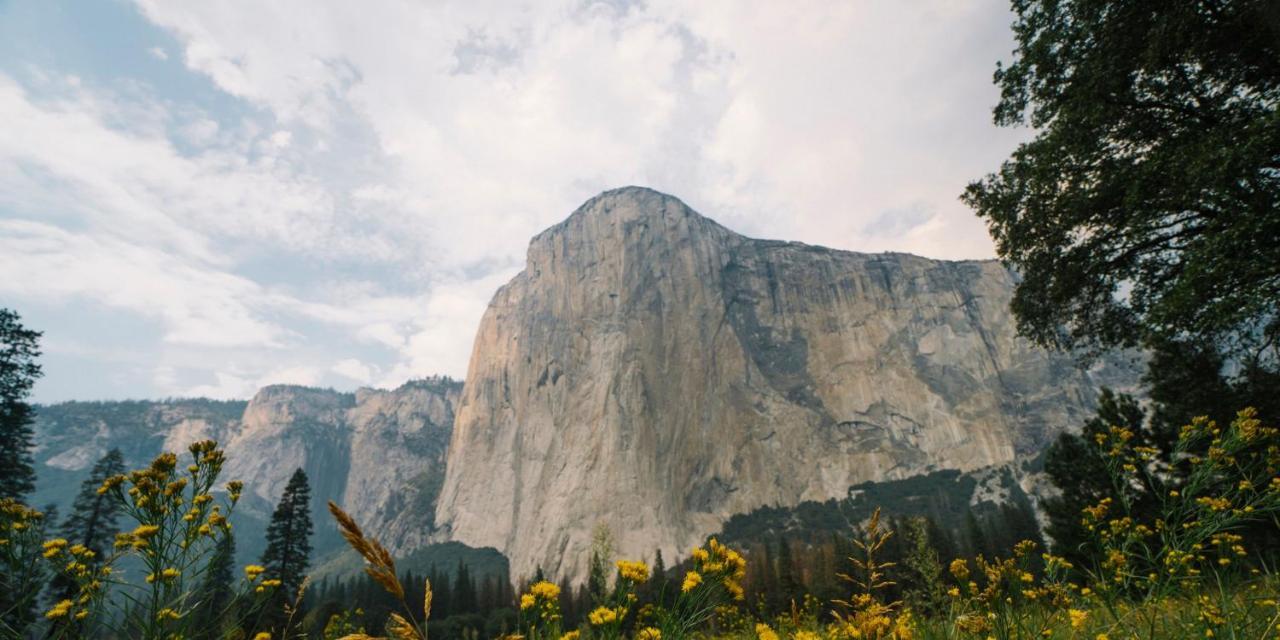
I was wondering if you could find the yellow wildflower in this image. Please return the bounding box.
[681,570,702,593]
[530,580,560,600]
[638,627,661,640]
[132,524,160,539]
[244,564,266,581]
[617,559,650,583]
[756,623,779,640]
[588,606,620,626]
[520,594,536,610]
[1068,609,1088,629]
[45,600,73,620]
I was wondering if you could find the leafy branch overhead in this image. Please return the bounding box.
[963,0,1280,359]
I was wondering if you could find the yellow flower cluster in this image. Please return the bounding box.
[681,570,703,593]
[245,564,266,581]
[45,599,73,620]
[530,580,560,600]
[688,538,747,600]
[755,623,780,640]
[588,606,625,626]
[616,559,650,583]
[637,626,661,640]
[519,579,563,628]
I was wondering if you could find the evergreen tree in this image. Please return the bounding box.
[776,536,800,609]
[649,548,667,607]
[900,518,946,616]
[47,449,127,622]
[194,531,236,639]
[260,468,314,626]
[587,550,608,604]
[453,560,476,615]
[1043,390,1163,567]
[0,308,41,501]
[963,510,990,559]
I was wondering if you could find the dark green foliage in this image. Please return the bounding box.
[900,518,947,617]
[309,558,510,640]
[261,468,314,625]
[1043,389,1157,566]
[962,0,1280,361]
[0,308,41,501]
[194,531,237,639]
[1144,336,1280,442]
[1046,383,1280,573]
[47,449,126,612]
[775,536,800,609]
[587,551,607,605]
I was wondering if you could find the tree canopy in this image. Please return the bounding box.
[0,308,42,500]
[963,0,1280,361]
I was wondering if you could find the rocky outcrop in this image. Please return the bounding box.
[32,378,462,558]
[434,187,1137,583]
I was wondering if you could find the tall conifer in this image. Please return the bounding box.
[0,308,41,501]
[260,468,313,626]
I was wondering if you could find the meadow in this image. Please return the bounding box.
[3,407,1278,639]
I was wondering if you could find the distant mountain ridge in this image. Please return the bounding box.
[30,377,464,566]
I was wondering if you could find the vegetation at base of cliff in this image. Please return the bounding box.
[3,403,1278,639]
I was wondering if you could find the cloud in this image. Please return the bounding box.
[3,0,1029,402]
[331,358,374,384]
[0,219,285,348]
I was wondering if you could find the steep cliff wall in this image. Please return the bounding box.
[434,187,1135,582]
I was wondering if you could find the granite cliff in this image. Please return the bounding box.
[31,378,461,562]
[434,187,1136,583]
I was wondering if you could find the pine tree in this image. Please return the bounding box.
[776,536,800,609]
[47,449,127,619]
[0,308,41,501]
[454,560,476,614]
[649,548,667,607]
[260,468,314,625]
[195,531,236,639]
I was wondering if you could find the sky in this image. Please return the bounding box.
[0,0,1029,403]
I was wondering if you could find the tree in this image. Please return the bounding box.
[775,536,801,609]
[47,449,127,610]
[587,523,614,604]
[260,468,314,623]
[0,308,42,500]
[962,1,1280,362]
[900,518,946,617]
[1043,390,1166,566]
[648,548,668,607]
[194,531,236,639]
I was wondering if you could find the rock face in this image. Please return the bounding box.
[435,187,1136,583]
[32,378,461,559]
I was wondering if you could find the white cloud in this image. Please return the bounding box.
[0,219,284,348]
[331,358,374,384]
[4,0,1029,401]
